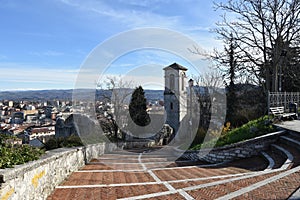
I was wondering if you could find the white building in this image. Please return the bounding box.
[163,63,189,134]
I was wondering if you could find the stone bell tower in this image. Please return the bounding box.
[163,63,188,134]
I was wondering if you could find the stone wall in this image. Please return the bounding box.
[0,143,116,200]
[183,130,286,163]
[123,139,156,149]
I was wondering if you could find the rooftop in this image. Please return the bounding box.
[163,63,188,71]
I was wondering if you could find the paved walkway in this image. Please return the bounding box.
[274,120,300,133]
[48,137,300,200]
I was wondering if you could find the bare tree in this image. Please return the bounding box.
[193,69,224,89]
[213,0,300,92]
[97,76,135,140]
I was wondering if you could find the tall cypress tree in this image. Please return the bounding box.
[225,35,238,125]
[129,86,150,126]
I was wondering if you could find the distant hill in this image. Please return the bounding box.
[0,89,164,102]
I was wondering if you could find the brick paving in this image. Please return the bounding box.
[144,193,186,200]
[232,170,300,200]
[48,135,300,200]
[47,184,169,200]
[186,172,278,199]
[61,171,155,186]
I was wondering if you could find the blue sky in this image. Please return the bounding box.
[0,0,225,91]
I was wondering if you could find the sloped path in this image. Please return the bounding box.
[48,133,300,200]
[275,120,300,133]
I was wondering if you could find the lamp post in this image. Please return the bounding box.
[188,79,194,141]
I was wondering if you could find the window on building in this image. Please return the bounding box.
[181,74,185,91]
[170,102,173,110]
[170,74,175,90]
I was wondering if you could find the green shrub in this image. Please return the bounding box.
[191,115,275,150]
[44,135,83,150]
[0,141,44,169]
[63,135,84,147]
[44,138,60,150]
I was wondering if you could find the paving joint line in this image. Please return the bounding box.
[216,165,300,200]
[77,169,145,172]
[138,152,147,171]
[139,152,194,200]
[58,166,289,199]
[56,171,254,189]
[89,161,175,165]
[56,182,160,189]
[181,166,287,192]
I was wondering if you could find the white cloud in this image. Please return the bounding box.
[59,0,180,28]
[58,0,222,51]
[0,62,78,89]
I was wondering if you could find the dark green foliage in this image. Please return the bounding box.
[191,127,207,147]
[227,84,267,127]
[129,86,150,126]
[191,115,275,150]
[0,135,44,169]
[280,46,300,92]
[44,138,59,150]
[223,35,238,126]
[44,135,84,150]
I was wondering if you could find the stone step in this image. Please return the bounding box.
[218,155,269,171]
[271,144,294,170]
[264,145,287,169]
[280,135,300,151]
[277,143,300,168]
[261,151,275,170]
[288,131,300,140]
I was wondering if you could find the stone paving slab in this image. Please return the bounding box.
[289,187,300,200]
[275,120,300,133]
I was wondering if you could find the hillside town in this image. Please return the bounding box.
[0,97,165,147]
[0,100,72,146]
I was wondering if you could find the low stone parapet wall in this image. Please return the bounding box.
[124,139,156,149]
[0,143,116,200]
[183,131,286,163]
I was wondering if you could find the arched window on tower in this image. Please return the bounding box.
[170,74,175,91]
[181,73,185,91]
[170,102,173,110]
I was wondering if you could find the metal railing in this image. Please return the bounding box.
[268,91,300,112]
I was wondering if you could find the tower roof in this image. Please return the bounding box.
[163,63,188,71]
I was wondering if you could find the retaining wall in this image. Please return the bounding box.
[0,143,116,200]
[183,130,286,163]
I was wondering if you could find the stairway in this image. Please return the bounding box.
[47,131,300,200]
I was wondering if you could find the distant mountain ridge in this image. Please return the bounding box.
[0,89,164,102]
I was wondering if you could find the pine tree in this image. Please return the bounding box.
[129,86,150,126]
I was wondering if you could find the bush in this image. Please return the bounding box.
[44,135,83,150]
[191,115,275,150]
[0,135,44,169]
